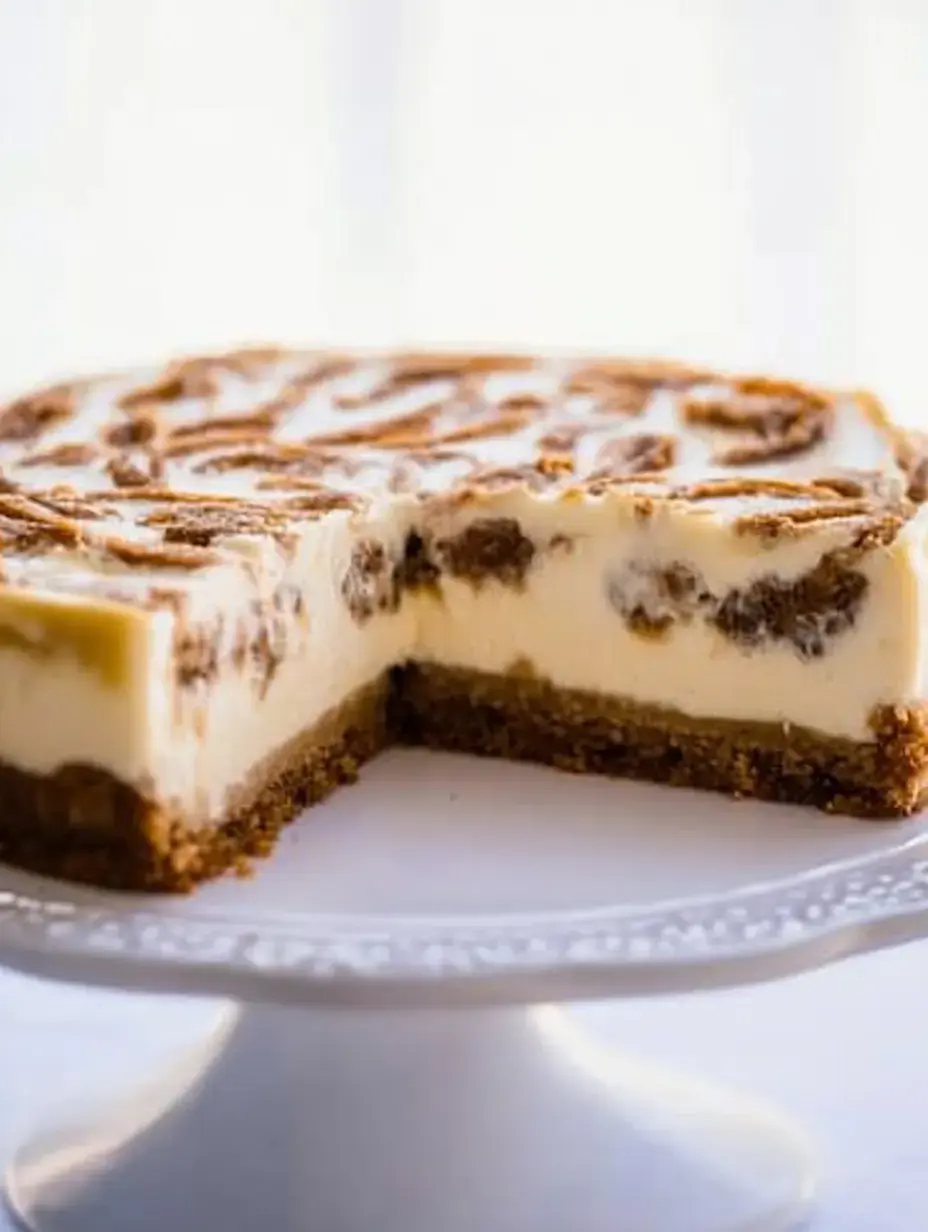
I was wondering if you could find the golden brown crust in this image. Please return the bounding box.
[2,667,925,893]
[391,664,928,820]
[0,677,389,892]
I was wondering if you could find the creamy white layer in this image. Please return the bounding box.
[416,544,919,740]
[416,494,927,744]
[0,493,924,824]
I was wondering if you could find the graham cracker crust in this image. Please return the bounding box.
[1,664,926,892]
[0,676,389,892]
[391,664,928,820]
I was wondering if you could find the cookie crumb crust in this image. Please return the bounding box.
[2,666,925,893]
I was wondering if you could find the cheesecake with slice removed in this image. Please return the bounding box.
[0,347,924,891]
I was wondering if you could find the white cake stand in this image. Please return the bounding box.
[3,748,928,1231]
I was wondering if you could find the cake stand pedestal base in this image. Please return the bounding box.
[5,1000,817,1232]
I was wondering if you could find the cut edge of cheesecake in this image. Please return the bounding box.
[1,665,926,893]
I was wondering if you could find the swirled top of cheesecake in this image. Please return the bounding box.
[0,346,919,606]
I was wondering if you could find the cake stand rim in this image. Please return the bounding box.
[0,828,926,1007]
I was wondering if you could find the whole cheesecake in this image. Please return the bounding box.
[0,347,924,891]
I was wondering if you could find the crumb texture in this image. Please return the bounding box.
[391,665,928,821]
[2,667,925,893]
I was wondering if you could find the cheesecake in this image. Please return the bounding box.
[0,346,924,891]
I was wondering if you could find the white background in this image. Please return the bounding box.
[1,0,928,412]
[0,2,927,1228]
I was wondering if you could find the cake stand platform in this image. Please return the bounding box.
[2,749,928,1232]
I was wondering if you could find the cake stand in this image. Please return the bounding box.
[3,749,928,1231]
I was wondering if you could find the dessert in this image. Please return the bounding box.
[0,346,924,892]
